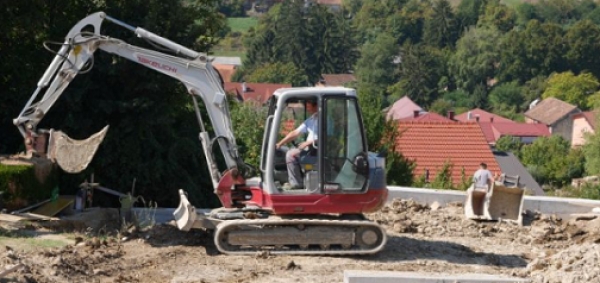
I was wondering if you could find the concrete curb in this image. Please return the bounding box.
[388,186,600,217]
[136,187,600,223]
[343,271,530,283]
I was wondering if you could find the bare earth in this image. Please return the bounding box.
[1,199,599,283]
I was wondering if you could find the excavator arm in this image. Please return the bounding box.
[13,12,244,189]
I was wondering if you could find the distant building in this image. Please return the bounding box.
[394,121,501,186]
[525,97,581,142]
[386,96,423,120]
[571,111,597,148]
[319,74,356,87]
[224,82,291,105]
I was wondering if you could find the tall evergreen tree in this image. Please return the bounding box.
[422,0,459,49]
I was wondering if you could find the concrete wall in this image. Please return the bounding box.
[572,116,594,148]
[551,109,580,142]
[388,186,600,217]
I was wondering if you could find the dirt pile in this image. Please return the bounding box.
[4,238,136,283]
[370,198,600,246]
[529,243,600,283]
[2,197,600,283]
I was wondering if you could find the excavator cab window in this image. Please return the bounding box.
[320,96,369,193]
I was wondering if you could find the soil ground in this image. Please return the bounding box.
[1,199,599,283]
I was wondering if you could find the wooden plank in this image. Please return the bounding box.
[0,213,29,222]
[32,197,74,217]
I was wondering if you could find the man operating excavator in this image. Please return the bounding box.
[276,100,318,190]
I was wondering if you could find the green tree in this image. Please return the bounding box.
[494,135,524,157]
[430,161,454,190]
[521,136,584,185]
[387,0,430,45]
[521,76,547,110]
[564,20,600,79]
[456,0,489,32]
[442,89,474,109]
[477,0,516,33]
[244,1,358,84]
[542,71,600,110]
[246,62,307,86]
[388,43,447,106]
[498,20,566,83]
[355,33,398,93]
[229,102,268,169]
[449,26,502,94]
[488,81,524,112]
[429,99,453,115]
[382,125,415,186]
[353,0,408,44]
[422,0,459,49]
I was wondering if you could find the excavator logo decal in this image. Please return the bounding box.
[137,55,178,73]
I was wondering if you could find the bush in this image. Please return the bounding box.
[0,160,57,210]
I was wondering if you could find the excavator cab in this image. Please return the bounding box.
[262,89,371,195]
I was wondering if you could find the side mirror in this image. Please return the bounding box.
[352,152,369,176]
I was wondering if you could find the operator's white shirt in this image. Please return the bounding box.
[296,114,318,141]
[473,169,493,188]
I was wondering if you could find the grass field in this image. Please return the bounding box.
[228,17,258,33]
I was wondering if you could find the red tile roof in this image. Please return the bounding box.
[477,122,550,144]
[395,121,501,185]
[321,74,356,86]
[454,108,515,123]
[398,112,454,122]
[213,63,236,83]
[387,96,423,120]
[491,122,550,137]
[224,82,291,104]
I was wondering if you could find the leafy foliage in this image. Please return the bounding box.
[229,102,267,170]
[494,135,524,157]
[520,136,584,186]
[389,42,447,106]
[430,161,454,190]
[542,71,600,110]
[245,62,307,86]
[449,26,502,94]
[243,0,358,84]
[422,0,459,49]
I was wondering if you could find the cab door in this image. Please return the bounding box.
[320,96,369,193]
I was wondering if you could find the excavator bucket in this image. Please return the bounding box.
[464,174,525,225]
[47,126,109,173]
[173,190,197,231]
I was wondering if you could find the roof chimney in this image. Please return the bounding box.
[414,110,420,118]
[242,81,247,93]
[467,111,472,120]
[490,117,494,123]
[447,110,455,120]
[475,114,480,122]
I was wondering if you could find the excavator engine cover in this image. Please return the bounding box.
[47,126,109,173]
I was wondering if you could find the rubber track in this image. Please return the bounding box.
[214,218,387,256]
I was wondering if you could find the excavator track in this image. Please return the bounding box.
[214,218,387,255]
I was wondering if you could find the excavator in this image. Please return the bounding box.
[13,12,388,255]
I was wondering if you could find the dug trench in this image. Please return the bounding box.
[1,198,599,283]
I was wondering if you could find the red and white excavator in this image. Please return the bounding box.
[13,12,389,255]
